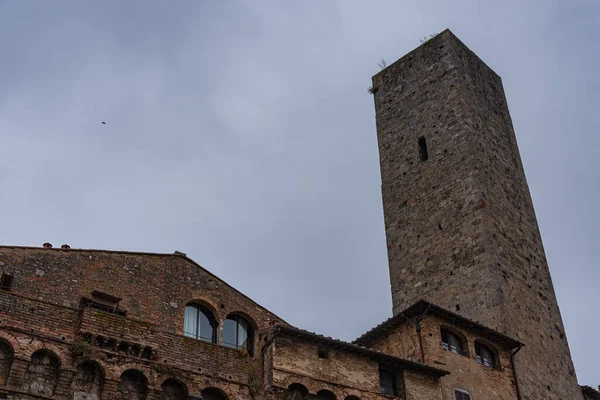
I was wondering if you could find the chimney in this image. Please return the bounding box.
[43,243,53,248]
[61,244,70,250]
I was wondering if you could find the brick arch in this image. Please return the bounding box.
[440,325,469,356]
[281,377,321,397]
[108,362,154,386]
[0,331,20,355]
[188,380,235,399]
[0,336,14,385]
[72,359,105,398]
[224,310,258,330]
[286,383,309,399]
[185,296,221,322]
[474,338,501,367]
[22,341,64,364]
[316,389,337,399]
[160,378,189,399]
[200,386,229,400]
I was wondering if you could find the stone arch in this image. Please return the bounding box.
[22,349,61,397]
[440,325,469,356]
[201,386,228,400]
[161,378,188,400]
[317,389,337,399]
[117,369,148,400]
[474,339,500,368]
[71,359,104,400]
[0,338,14,385]
[286,383,309,400]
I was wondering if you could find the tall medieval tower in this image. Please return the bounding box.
[372,30,582,399]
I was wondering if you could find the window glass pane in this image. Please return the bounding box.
[184,306,198,338]
[223,318,237,348]
[198,308,215,342]
[448,332,462,353]
[237,318,248,349]
[379,370,396,395]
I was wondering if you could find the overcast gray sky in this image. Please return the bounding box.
[0,0,598,387]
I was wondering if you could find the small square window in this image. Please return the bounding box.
[318,348,329,359]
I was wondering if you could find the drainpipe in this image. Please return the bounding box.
[399,304,431,364]
[415,319,425,364]
[510,345,523,400]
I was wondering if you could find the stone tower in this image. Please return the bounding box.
[372,30,582,399]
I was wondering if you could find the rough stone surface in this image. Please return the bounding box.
[372,29,582,399]
[370,313,518,399]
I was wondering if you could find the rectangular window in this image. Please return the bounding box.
[0,274,13,291]
[379,368,397,396]
[318,348,329,359]
[81,292,126,316]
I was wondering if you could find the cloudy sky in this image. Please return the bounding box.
[0,0,598,387]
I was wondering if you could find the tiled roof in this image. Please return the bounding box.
[270,324,449,377]
[354,299,523,349]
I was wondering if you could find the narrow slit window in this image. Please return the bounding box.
[418,136,428,161]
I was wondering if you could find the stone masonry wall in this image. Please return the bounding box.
[370,314,518,400]
[269,334,442,400]
[371,30,582,399]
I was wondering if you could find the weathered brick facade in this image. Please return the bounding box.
[0,29,591,400]
[372,29,583,399]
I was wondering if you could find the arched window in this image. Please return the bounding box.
[22,350,60,397]
[454,388,472,400]
[161,378,188,400]
[0,339,14,385]
[201,387,228,400]
[117,369,148,400]
[223,314,254,356]
[345,396,360,400]
[316,389,336,399]
[286,383,309,400]
[72,360,104,399]
[184,303,217,343]
[441,327,466,355]
[475,341,497,368]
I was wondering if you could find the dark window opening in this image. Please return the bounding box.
[318,348,329,359]
[184,304,217,344]
[475,341,497,368]
[81,298,127,316]
[223,314,254,356]
[454,389,472,400]
[441,328,466,355]
[0,274,13,291]
[379,368,397,396]
[418,136,428,161]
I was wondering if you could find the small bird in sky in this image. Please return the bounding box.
[101,121,106,125]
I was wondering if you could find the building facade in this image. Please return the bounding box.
[0,30,591,400]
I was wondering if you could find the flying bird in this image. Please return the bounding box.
[101,121,106,125]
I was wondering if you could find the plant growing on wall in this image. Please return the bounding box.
[247,356,265,400]
[70,335,94,360]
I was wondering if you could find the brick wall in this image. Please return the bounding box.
[0,246,289,399]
